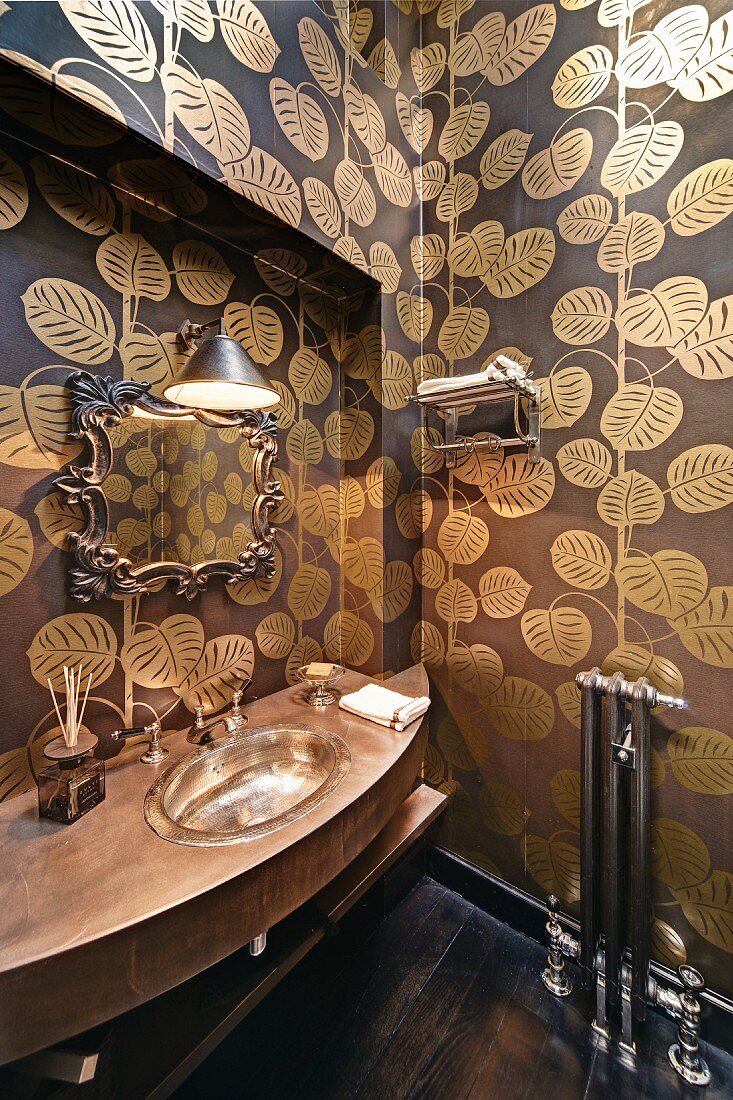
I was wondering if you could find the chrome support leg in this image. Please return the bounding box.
[667,966,711,1087]
[619,963,636,1055]
[592,953,610,1039]
[249,931,267,957]
[542,895,572,997]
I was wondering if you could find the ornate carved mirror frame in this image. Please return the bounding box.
[56,371,282,602]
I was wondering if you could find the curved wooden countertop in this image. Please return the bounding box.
[0,664,429,1065]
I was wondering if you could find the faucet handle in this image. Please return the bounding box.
[230,685,247,715]
[194,704,206,727]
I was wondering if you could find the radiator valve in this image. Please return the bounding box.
[542,895,573,997]
[665,965,711,1087]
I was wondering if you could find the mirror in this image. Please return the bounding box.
[56,370,281,601]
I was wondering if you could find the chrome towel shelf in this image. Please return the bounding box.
[409,373,542,468]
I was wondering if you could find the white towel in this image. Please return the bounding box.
[339,683,430,731]
[416,367,491,396]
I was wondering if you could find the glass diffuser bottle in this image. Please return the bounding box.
[37,730,105,824]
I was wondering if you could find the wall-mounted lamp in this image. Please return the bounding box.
[164,318,281,412]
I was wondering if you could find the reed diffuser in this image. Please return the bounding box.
[38,664,105,824]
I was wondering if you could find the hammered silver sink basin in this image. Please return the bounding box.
[144,723,351,846]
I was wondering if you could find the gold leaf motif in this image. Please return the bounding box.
[224,301,283,365]
[288,563,332,620]
[177,634,254,711]
[479,781,529,835]
[110,159,206,223]
[486,677,554,741]
[551,530,612,590]
[22,278,115,364]
[121,615,204,689]
[120,330,185,388]
[600,122,684,198]
[0,147,27,231]
[343,537,384,591]
[32,154,114,236]
[228,548,282,606]
[450,12,505,76]
[150,0,214,41]
[479,566,532,617]
[0,383,81,470]
[411,42,447,91]
[396,93,433,154]
[415,160,446,201]
[557,194,613,244]
[616,550,708,618]
[437,511,490,565]
[676,295,733,379]
[172,241,234,306]
[299,484,340,539]
[557,437,612,489]
[483,228,555,298]
[480,129,533,190]
[411,619,445,669]
[436,578,478,624]
[652,818,710,890]
[285,635,321,685]
[551,288,612,345]
[0,52,126,146]
[435,173,478,222]
[598,0,650,29]
[485,4,557,86]
[483,456,555,517]
[396,489,433,537]
[521,606,592,665]
[448,644,504,697]
[220,147,301,227]
[616,6,707,88]
[672,587,733,668]
[270,77,328,162]
[617,277,708,346]
[374,351,412,411]
[438,102,490,160]
[218,0,280,72]
[369,242,401,292]
[551,769,580,829]
[667,159,733,237]
[667,444,733,513]
[397,291,433,342]
[0,508,32,596]
[436,0,475,31]
[324,610,374,667]
[325,408,374,461]
[597,212,665,272]
[522,128,593,200]
[35,492,84,549]
[524,835,581,903]
[447,221,504,277]
[161,63,250,164]
[437,717,477,771]
[602,644,684,700]
[303,177,341,238]
[675,871,733,951]
[62,0,157,82]
[597,470,665,526]
[538,366,593,428]
[288,348,332,405]
[372,143,412,208]
[600,384,683,451]
[334,158,377,226]
[367,38,401,88]
[668,727,733,796]
[670,12,733,102]
[27,613,117,689]
[255,612,295,659]
[438,306,490,359]
[411,233,446,280]
[414,548,446,589]
[342,326,383,380]
[552,45,614,108]
[651,920,687,968]
[343,83,386,154]
[96,232,170,300]
[556,682,581,728]
[371,560,413,623]
[286,419,323,466]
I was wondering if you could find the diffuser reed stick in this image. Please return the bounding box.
[48,665,92,749]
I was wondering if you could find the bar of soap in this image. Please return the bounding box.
[304,662,335,680]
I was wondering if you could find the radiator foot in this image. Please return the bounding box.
[667,966,711,1087]
[542,895,572,997]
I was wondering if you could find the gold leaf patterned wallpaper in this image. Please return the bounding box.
[0,0,731,997]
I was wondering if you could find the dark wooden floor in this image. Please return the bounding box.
[175,877,733,1100]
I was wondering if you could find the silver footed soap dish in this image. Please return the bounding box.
[296,663,346,708]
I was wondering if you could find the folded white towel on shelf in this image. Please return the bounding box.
[339,683,431,731]
[416,367,492,396]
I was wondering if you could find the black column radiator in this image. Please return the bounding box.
[540,668,712,1088]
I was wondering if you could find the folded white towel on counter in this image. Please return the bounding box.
[339,683,431,731]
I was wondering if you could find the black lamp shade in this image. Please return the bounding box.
[163,333,280,411]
